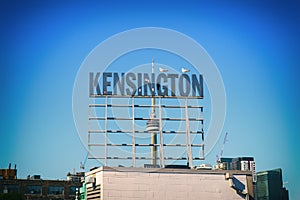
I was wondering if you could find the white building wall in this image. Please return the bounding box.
[95,169,248,200]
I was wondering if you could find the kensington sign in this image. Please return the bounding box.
[89,72,203,97]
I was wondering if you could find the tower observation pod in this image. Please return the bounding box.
[146,112,159,133]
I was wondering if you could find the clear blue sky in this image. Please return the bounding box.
[0,0,299,198]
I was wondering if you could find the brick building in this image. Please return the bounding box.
[0,166,82,200]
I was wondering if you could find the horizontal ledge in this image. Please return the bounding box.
[89,117,204,121]
[89,157,204,160]
[89,95,203,99]
[89,144,204,147]
[88,130,204,134]
[89,104,203,109]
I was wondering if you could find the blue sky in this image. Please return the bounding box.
[0,0,299,198]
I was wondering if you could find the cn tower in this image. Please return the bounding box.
[146,59,159,166]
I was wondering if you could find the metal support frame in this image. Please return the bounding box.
[88,106,91,159]
[201,107,205,159]
[131,97,136,167]
[104,96,108,166]
[88,96,204,168]
[185,98,193,167]
[158,98,165,168]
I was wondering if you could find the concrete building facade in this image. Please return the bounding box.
[84,166,255,200]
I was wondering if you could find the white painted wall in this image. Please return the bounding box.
[89,169,248,200]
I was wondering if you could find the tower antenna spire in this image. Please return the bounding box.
[152,58,154,74]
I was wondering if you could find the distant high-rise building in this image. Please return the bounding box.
[215,157,233,170]
[215,157,255,171]
[257,168,289,200]
[231,157,254,171]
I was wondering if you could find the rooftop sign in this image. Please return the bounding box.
[89,72,203,98]
[73,27,226,164]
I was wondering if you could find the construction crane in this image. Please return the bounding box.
[80,152,89,172]
[76,152,89,200]
[216,132,228,163]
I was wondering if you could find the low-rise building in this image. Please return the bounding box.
[0,166,83,200]
[83,166,255,200]
[0,178,81,199]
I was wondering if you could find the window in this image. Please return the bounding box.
[48,186,64,195]
[25,185,42,195]
[70,186,79,195]
[3,184,19,193]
